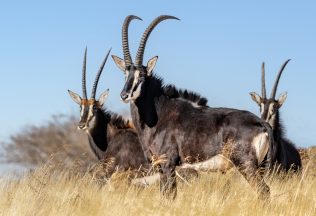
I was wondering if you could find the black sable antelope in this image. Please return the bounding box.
[112,15,275,199]
[68,48,150,177]
[250,60,302,172]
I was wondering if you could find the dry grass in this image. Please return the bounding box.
[0,150,315,216]
[1,115,315,215]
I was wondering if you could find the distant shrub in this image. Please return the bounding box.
[1,114,96,170]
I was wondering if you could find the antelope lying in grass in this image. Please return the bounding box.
[112,15,275,199]
[68,48,150,177]
[250,60,302,172]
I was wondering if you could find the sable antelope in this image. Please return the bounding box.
[250,60,302,172]
[112,15,275,199]
[68,48,150,177]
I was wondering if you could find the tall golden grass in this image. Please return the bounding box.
[0,152,315,216]
[1,115,315,215]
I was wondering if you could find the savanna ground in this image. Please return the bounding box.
[0,148,315,216]
[0,115,315,216]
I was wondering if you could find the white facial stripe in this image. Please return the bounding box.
[127,70,141,101]
[260,103,265,115]
[122,70,143,102]
[88,105,94,121]
[134,70,140,79]
[131,82,142,99]
[131,70,140,92]
[80,105,85,117]
[268,103,274,116]
[125,70,129,81]
[267,103,277,128]
[124,82,143,102]
[79,105,90,130]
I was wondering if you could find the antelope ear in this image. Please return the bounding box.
[68,90,82,105]
[277,92,288,108]
[99,89,109,106]
[111,55,126,72]
[146,56,158,76]
[249,92,262,106]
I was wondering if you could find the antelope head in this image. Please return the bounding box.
[112,15,179,102]
[250,60,290,125]
[68,47,111,131]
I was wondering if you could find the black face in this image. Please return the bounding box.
[121,65,146,102]
[78,100,100,130]
[250,91,287,124]
[260,99,279,122]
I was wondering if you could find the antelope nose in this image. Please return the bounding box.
[120,92,128,100]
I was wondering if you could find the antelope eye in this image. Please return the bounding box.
[270,105,276,113]
[92,105,97,110]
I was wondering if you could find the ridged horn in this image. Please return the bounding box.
[270,59,291,99]
[82,47,88,99]
[261,62,267,99]
[122,15,142,66]
[91,48,111,99]
[135,15,180,67]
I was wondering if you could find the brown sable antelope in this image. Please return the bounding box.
[250,60,302,173]
[68,48,150,177]
[112,15,275,199]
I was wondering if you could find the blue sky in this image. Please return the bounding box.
[0,1,315,147]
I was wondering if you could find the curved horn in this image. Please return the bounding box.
[270,59,291,99]
[91,48,111,99]
[82,47,88,99]
[135,15,180,67]
[261,62,267,99]
[122,15,142,66]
